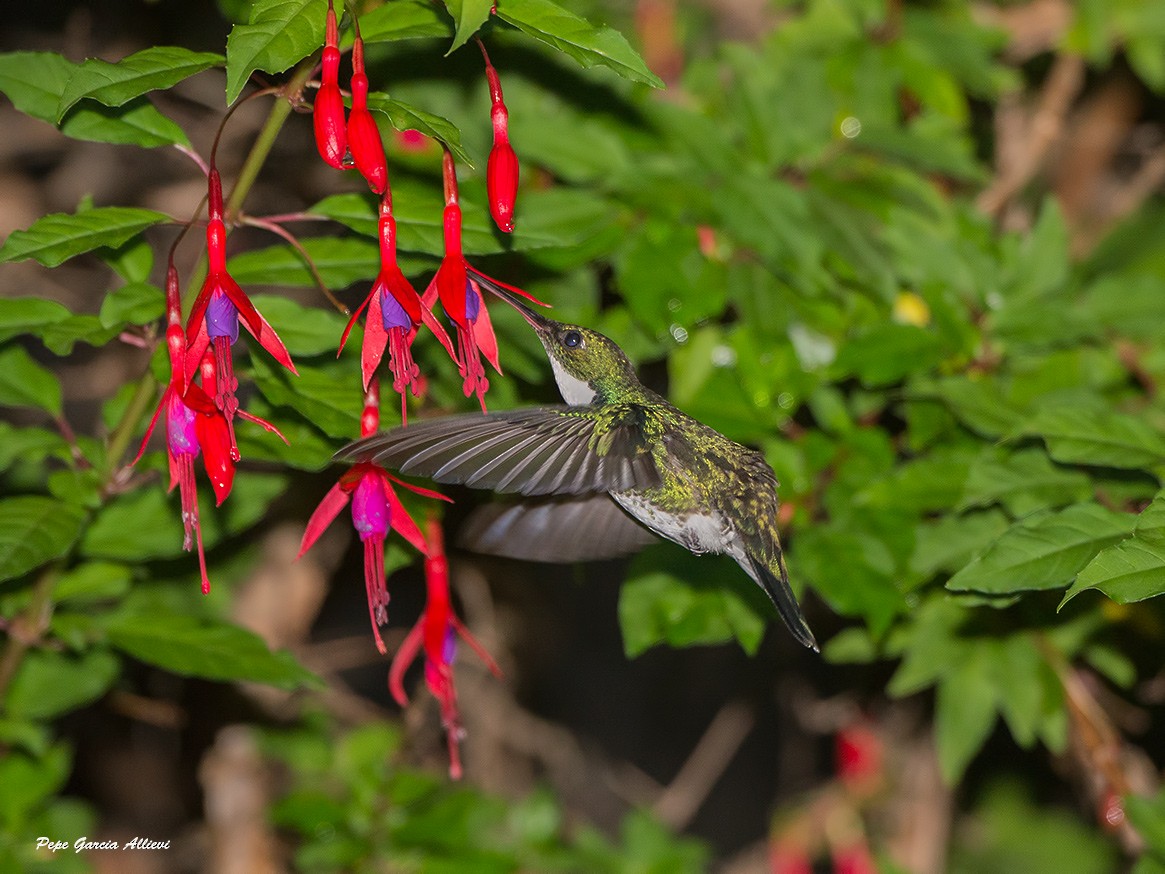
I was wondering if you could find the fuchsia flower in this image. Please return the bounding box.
[479,40,518,233]
[298,380,450,653]
[134,265,237,594]
[389,518,501,780]
[338,191,454,422]
[346,21,388,194]
[313,0,348,169]
[185,168,296,460]
[422,149,543,412]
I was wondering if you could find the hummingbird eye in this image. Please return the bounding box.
[562,330,583,349]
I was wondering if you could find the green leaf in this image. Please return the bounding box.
[1012,405,1165,470]
[910,509,1010,580]
[53,562,132,604]
[618,548,766,657]
[98,281,165,329]
[225,0,323,104]
[0,423,69,474]
[935,651,997,783]
[443,0,493,53]
[106,612,319,689]
[960,448,1093,516]
[1062,537,1165,607]
[357,0,453,43]
[0,52,189,147]
[0,206,170,268]
[56,46,223,119]
[833,323,945,387]
[0,496,85,583]
[247,294,348,357]
[227,237,378,288]
[4,649,119,720]
[40,315,122,355]
[911,375,1025,438]
[61,98,191,148]
[946,503,1137,595]
[1126,791,1165,860]
[495,0,664,88]
[0,297,71,343]
[366,94,472,166]
[0,746,70,826]
[251,355,362,439]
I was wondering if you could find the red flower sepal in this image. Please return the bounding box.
[389,519,501,779]
[298,461,450,654]
[313,0,348,169]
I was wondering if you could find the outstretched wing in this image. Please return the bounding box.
[458,494,659,561]
[338,407,661,496]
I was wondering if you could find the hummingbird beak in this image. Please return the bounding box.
[467,268,553,330]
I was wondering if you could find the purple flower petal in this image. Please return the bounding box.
[206,291,239,342]
[380,289,412,331]
[166,393,199,457]
[351,472,390,540]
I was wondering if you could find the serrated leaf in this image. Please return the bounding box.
[1012,406,1165,470]
[366,94,472,166]
[0,297,71,343]
[0,206,169,268]
[0,497,86,584]
[56,46,222,119]
[1061,537,1165,607]
[833,323,945,387]
[910,509,1010,579]
[0,346,63,417]
[960,448,1093,516]
[227,236,378,288]
[5,649,119,720]
[495,0,663,88]
[618,548,766,657]
[60,97,191,147]
[106,612,319,689]
[946,503,1137,595]
[225,0,323,104]
[40,315,122,354]
[0,52,189,147]
[443,0,493,53]
[910,375,1025,438]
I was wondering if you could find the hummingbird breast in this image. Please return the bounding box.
[610,492,735,555]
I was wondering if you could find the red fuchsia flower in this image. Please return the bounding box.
[478,40,518,233]
[185,167,297,460]
[421,149,545,412]
[832,842,877,874]
[345,18,388,194]
[313,0,348,169]
[297,380,450,653]
[770,841,813,874]
[338,191,454,423]
[835,721,883,797]
[389,518,501,780]
[134,264,237,594]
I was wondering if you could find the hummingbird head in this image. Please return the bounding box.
[469,270,637,405]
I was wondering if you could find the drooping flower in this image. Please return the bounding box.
[479,40,518,233]
[297,380,450,652]
[338,191,454,422]
[185,167,297,459]
[134,264,236,594]
[345,18,387,194]
[421,148,544,412]
[313,0,348,169]
[389,518,501,780]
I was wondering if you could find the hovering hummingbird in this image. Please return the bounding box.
[339,273,818,650]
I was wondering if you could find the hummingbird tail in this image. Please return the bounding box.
[748,553,818,652]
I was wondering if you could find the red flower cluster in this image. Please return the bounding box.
[134,168,293,593]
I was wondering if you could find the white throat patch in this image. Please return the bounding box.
[549,353,596,405]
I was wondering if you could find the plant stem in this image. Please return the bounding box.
[225,56,320,222]
[0,564,60,710]
[104,370,161,479]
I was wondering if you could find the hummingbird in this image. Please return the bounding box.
[339,272,818,651]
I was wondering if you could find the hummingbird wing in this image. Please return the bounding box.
[457,494,659,562]
[339,407,661,496]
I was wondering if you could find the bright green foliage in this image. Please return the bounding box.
[265,720,707,872]
[4,0,1165,868]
